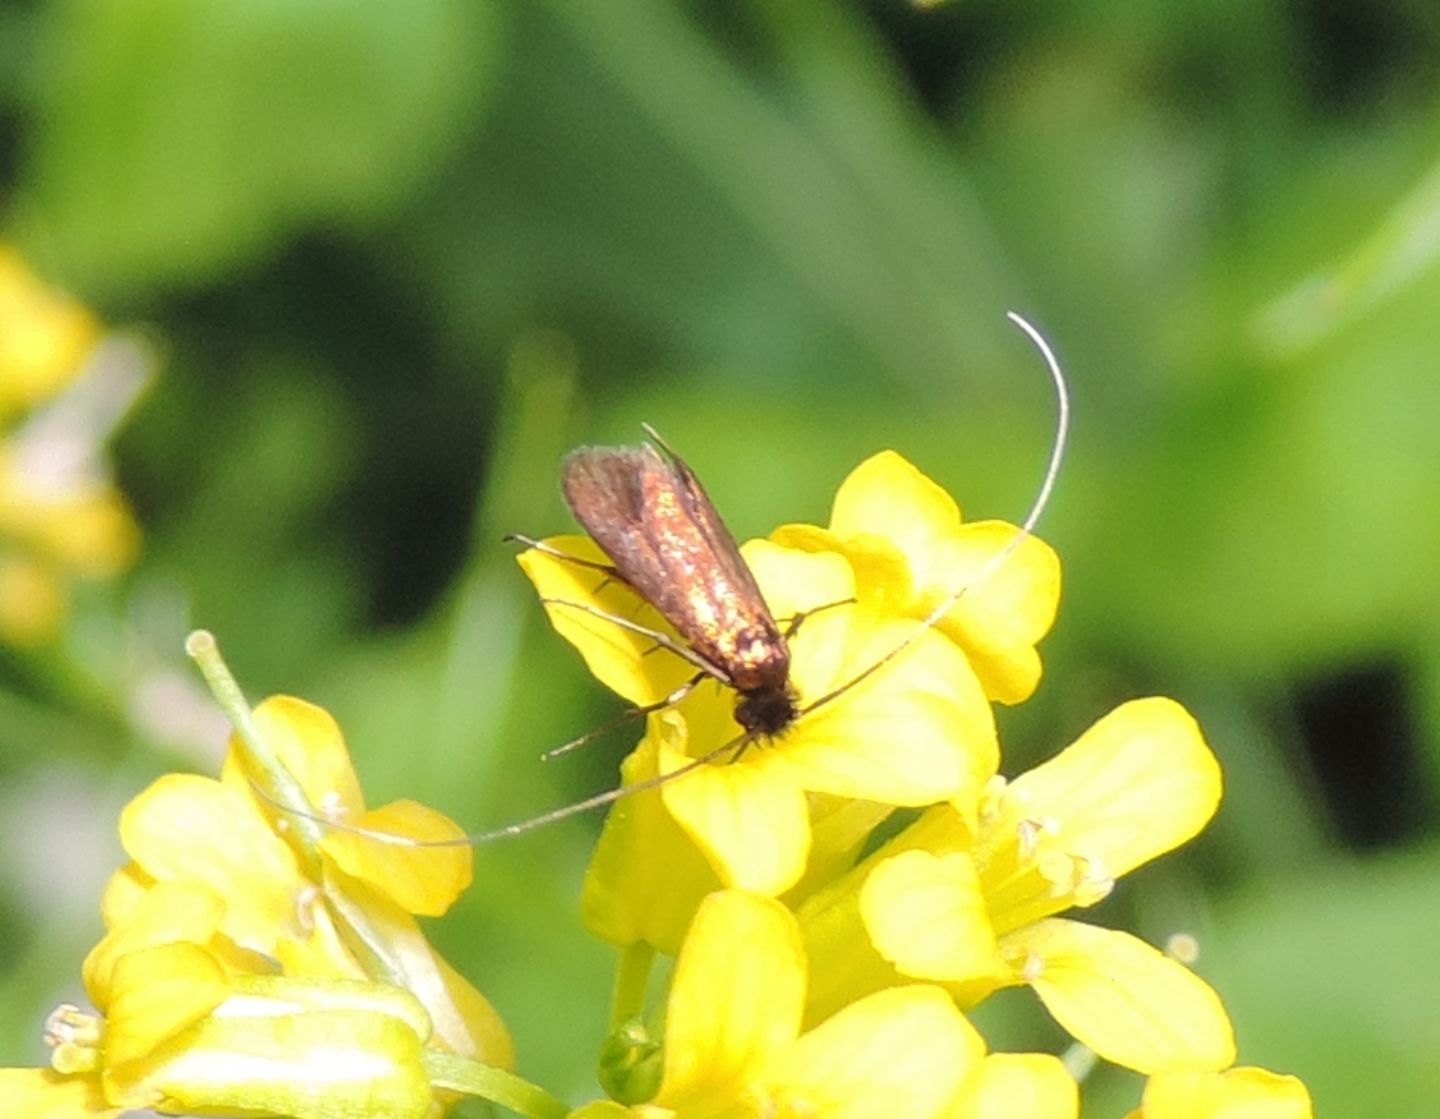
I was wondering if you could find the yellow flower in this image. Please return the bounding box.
[102,695,511,1067]
[0,246,100,420]
[944,1052,1078,1119]
[526,534,996,913]
[799,697,1235,1075]
[577,889,988,1119]
[1130,1067,1314,1118]
[772,451,1061,704]
[0,246,143,646]
[6,875,436,1119]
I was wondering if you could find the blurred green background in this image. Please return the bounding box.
[3,1,1438,1114]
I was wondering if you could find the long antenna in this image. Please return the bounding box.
[247,730,745,846]
[796,310,1069,716]
[250,311,1069,848]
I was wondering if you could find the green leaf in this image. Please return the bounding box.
[24,0,501,296]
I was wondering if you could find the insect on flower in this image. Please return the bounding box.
[474,312,1071,840]
[244,313,1068,848]
[517,424,802,741]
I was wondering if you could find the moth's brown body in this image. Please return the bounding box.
[561,435,798,736]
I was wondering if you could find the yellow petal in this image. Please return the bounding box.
[796,872,908,1029]
[319,869,514,1070]
[105,1009,431,1119]
[659,735,810,896]
[793,794,896,901]
[229,973,432,1040]
[83,881,225,1009]
[97,864,152,930]
[948,1053,1078,1119]
[920,522,1060,705]
[583,733,721,954]
[517,535,694,707]
[119,774,307,954]
[828,451,962,561]
[769,985,984,1119]
[1006,919,1235,1074]
[736,537,857,627]
[0,1068,117,1119]
[770,522,916,614]
[0,246,99,415]
[808,451,1062,705]
[271,896,367,981]
[861,850,1001,982]
[221,695,365,818]
[104,943,232,1066]
[782,611,997,806]
[655,891,804,1111]
[1139,1067,1314,1119]
[1004,698,1222,882]
[319,799,472,917]
[428,949,517,1069]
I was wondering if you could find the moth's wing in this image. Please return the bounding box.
[561,446,650,556]
[562,446,731,680]
[563,439,795,690]
[648,441,789,691]
[655,440,774,613]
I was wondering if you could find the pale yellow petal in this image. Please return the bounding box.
[1007,919,1235,1074]
[83,881,225,1009]
[768,985,983,1119]
[104,1009,430,1119]
[118,774,307,953]
[1005,698,1222,881]
[948,1053,1078,1119]
[97,864,152,930]
[1139,1067,1314,1118]
[272,895,367,981]
[0,1069,117,1119]
[220,695,366,817]
[793,794,896,902]
[796,872,909,1029]
[516,535,693,707]
[319,867,514,1069]
[429,949,517,1069]
[656,891,804,1110]
[0,246,100,414]
[861,850,1001,982]
[104,943,231,1065]
[583,732,721,955]
[319,799,472,917]
[661,740,810,896]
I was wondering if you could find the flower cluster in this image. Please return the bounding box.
[6,686,516,1119]
[6,445,1313,1119]
[0,248,145,646]
[521,450,1312,1118]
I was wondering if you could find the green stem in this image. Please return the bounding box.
[422,1051,569,1119]
[1060,1040,1098,1083]
[184,629,325,872]
[609,942,656,1033]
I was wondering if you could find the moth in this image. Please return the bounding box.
[556,425,799,738]
[256,314,1066,844]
